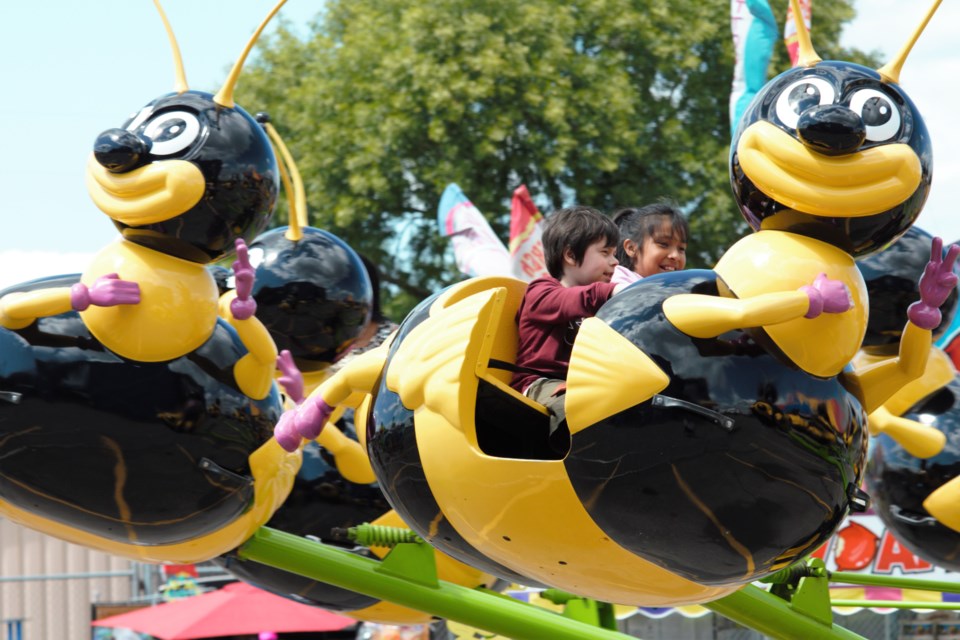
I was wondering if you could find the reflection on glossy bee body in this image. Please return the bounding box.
[0,1,300,563]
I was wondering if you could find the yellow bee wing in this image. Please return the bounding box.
[385,287,505,434]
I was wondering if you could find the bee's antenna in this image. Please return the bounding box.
[263,119,307,242]
[153,0,188,94]
[877,0,942,85]
[787,0,820,68]
[213,0,288,108]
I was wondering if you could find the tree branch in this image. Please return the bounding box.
[379,271,433,301]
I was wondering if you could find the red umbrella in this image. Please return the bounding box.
[92,581,357,639]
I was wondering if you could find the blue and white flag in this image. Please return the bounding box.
[437,183,512,278]
[729,0,778,136]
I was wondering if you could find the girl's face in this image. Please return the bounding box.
[625,222,687,276]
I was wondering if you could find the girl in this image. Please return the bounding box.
[610,201,689,285]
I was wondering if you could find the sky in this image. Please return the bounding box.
[1,0,958,289]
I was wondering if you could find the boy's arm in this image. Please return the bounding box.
[524,280,617,323]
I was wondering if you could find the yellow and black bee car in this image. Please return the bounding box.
[287,0,954,606]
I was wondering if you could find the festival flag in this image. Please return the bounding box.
[508,185,549,281]
[784,0,813,67]
[437,183,512,278]
[729,0,778,135]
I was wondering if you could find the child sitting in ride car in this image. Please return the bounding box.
[610,200,689,285]
[511,206,628,443]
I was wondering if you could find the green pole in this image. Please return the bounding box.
[239,527,634,640]
[830,572,960,593]
[705,585,866,640]
[832,601,960,611]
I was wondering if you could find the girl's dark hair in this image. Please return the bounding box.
[358,253,388,322]
[541,206,620,279]
[611,201,689,266]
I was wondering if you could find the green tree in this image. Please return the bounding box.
[239,0,876,318]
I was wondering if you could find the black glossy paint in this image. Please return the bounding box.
[796,105,866,156]
[565,271,869,585]
[100,91,279,263]
[866,376,960,571]
[0,275,282,546]
[214,438,388,611]
[731,61,932,258]
[857,227,959,353]
[249,227,373,372]
[207,264,234,297]
[367,291,539,586]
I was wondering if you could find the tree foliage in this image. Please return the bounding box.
[239,0,876,318]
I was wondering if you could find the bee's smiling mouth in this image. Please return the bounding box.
[86,155,205,226]
[736,121,922,217]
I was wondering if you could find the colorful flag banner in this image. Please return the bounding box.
[784,0,813,67]
[508,185,549,281]
[437,183,512,278]
[729,0,778,135]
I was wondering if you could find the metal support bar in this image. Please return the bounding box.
[831,600,960,611]
[239,526,634,640]
[705,585,867,640]
[0,571,135,583]
[830,572,960,593]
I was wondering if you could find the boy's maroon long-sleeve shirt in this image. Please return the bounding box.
[510,276,617,393]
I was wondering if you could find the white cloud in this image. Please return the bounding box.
[0,251,93,292]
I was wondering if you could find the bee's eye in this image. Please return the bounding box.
[141,111,201,156]
[848,89,902,142]
[775,77,837,129]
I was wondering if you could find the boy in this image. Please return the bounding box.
[511,205,626,445]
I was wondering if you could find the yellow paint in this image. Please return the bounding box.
[714,231,867,378]
[414,403,740,605]
[222,302,278,401]
[566,317,668,435]
[387,287,505,444]
[855,322,932,414]
[737,122,921,217]
[0,288,73,330]
[877,0,943,84]
[82,240,219,362]
[664,290,811,339]
[153,0,189,93]
[316,424,376,484]
[85,156,205,225]
[858,347,955,417]
[213,0,289,107]
[923,475,960,533]
[375,277,742,603]
[867,405,945,459]
[787,0,821,67]
[855,347,952,458]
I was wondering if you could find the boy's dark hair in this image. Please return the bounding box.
[611,201,689,266]
[542,205,619,279]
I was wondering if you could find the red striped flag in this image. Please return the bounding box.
[784,0,812,67]
[508,185,548,281]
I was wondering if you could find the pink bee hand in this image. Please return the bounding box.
[70,273,141,311]
[230,238,257,320]
[908,237,960,330]
[274,409,302,452]
[294,396,334,440]
[276,349,304,404]
[800,273,853,319]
